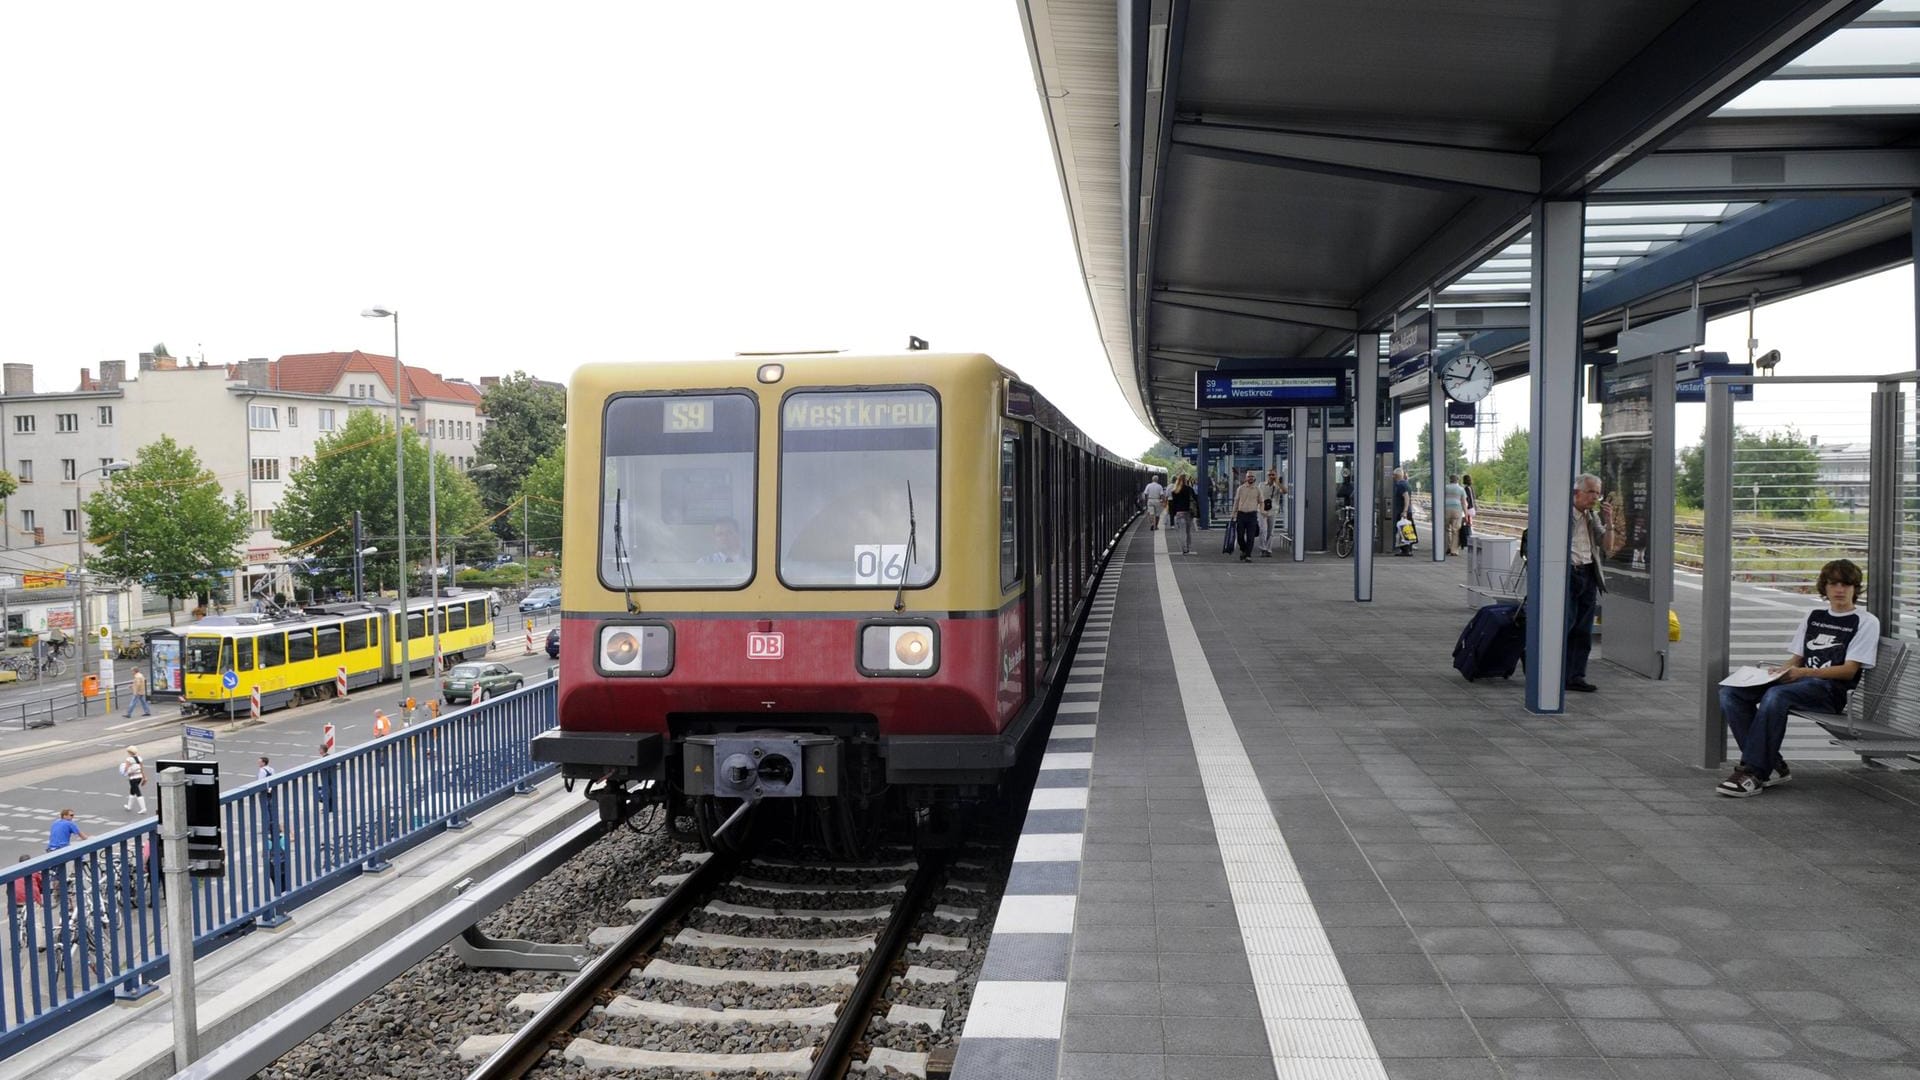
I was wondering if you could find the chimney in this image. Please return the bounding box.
[3,363,33,396]
[79,367,91,391]
[154,355,178,371]
[240,358,269,387]
[138,351,156,372]
[480,376,500,389]
[100,360,125,389]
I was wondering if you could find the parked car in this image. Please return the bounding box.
[485,589,502,616]
[519,587,561,612]
[442,662,523,705]
[545,627,560,659]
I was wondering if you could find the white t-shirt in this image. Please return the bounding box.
[1788,605,1880,684]
[1142,481,1165,504]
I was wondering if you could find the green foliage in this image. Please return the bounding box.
[1137,438,1192,480]
[474,373,566,535]
[0,469,19,504]
[1474,428,1533,504]
[1581,434,1602,478]
[1403,421,1468,490]
[521,446,565,553]
[272,409,487,593]
[1676,428,1821,514]
[82,437,250,611]
[1677,442,1705,509]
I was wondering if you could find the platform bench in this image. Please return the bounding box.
[1800,637,1916,762]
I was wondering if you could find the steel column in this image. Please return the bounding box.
[1869,385,1902,632]
[1355,341,1380,599]
[1290,407,1308,562]
[1699,381,1735,768]
[1525,200,1585,713]
[1428,352,1447,562]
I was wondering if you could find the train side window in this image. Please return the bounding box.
[236,638,253,671]
[408,612,426,640]
[370,617,379,646]
[467,599,486,625]
[316,623,342,657]
[1000,428,1021,591]
[344,619,368,652]
[258,633,286,668]
[219,638,235,675]
[446,604,467,632]
[288,629,315,663]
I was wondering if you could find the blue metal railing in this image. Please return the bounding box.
[0,677,559,1058]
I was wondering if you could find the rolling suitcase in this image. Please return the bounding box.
[1453,602,1525,681]
[1222,521,1236,554]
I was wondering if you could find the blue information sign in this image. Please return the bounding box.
[1676,359,1754,403]
[1388,315,1433,382]
[1195,366,1348,409]
[221,669,238,690]
[1263,410,1291,432]
[1446,401,1476,428]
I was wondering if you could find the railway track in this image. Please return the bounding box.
[458,843,984,1079]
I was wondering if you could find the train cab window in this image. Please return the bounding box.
[1000,428,1020,590]
[288,629,315,663]
[316,624,342,657]
[344,619,368,652]
[259,633,286,668]
[599,391,757,590]
[185,636,220,675]
[446,604,467,632]
[778,389,939,587]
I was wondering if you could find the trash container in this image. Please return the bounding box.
[82,674,99,697]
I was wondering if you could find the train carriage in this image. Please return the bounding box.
[535,352,1146,851]
[151,590,496,716]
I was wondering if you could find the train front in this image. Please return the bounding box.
[534,356,1027,850]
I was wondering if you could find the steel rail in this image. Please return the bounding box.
[464,845,738,1080]
[806,856,947,1080]
[174,806,605,1080]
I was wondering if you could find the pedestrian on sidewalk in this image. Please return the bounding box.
[123,668,152,717]
[1444,475,1467,556]
[119,747,148,814]
[316,744,336,814]
[1257,468,1286,557]
[1141,474,1165,531]
[1393,468,1416,556]
[1232,471,1262,562]
[1166,475,1197,554]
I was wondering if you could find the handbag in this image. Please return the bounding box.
[1262,498,1272,511]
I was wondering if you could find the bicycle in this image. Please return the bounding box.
[1334,503,1356,559]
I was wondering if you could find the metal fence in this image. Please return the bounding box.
[0,676,559,1057]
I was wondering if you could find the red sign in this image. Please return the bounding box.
[746,632,785,660]
[246,547,278,565]
[46,610,75,630]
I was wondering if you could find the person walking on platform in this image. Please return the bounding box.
[1256,468,1286,557]
[1565,473,1613,693]
[123,668,151,718]
[1715,559,1877,797]
[1392,468,1415,556]
[1166,475,1197,554]
[119,747,147,815]
[1232,470,1262,562]
[1141,474,1165,531]
[1443,475,1467,556]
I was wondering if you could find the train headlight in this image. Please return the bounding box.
[860,623,937,676]
[597,623,673,676]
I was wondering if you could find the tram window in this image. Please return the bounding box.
[408,612,425,639]
[1000,429,1020,590]
[237,638,253,670]
[344,619,368,652]
[316,624,342,657]
[258,633,286,668]
[446,605,467,632]
[779,389,939,587]
[467,600,486,625]
[185,636,220,674]
[288,629,315,663]
[218,638,235,676]
[600,391,757,590]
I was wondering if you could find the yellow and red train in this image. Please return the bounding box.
[533,352,1144,850]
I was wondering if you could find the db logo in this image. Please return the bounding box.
[747,632,785,660]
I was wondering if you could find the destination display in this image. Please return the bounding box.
[1195,366,1349,408]
[783,394,938,429]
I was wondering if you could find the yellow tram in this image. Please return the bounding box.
[156,590,496,716]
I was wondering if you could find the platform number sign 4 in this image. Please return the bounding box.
[853,544,909,586]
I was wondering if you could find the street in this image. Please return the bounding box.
[0,612,560,863]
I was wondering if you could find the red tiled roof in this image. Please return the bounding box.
[270,352,487,406]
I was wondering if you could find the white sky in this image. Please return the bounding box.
[1,2,1159,455]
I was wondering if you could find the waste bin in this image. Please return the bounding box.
[82,674,99,697]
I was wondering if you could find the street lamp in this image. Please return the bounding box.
[75,460,131,709]
[353,546,379,603]
[362,306,411,700]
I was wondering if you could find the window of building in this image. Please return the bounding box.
[63,508,77,534]
[14,415,34,434]
[251,509,272,531]
[250,458,280,482]
[19,509,34,533]
[97,406,113,426]
[286,406,298,427]
[60,459,75,481]
[16,460,30,484]
[99,458,114,471]
[248,405,278,430]
[318,408,336,431]
[55,413,77,433]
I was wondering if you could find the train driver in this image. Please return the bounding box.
[698,519,745,564]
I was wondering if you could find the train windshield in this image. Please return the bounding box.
[599,392,758,590]
[185,636,223,675]
[779,389,939,587]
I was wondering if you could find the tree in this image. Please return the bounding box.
[521,447,565,556]
[82,436,250,623]
[272,410,487,595]
[1403,421,1467,490]
[1475,429,1533,504]
[1137,438,1191,480]
[1677,442,1705,509]
[0,469,19,507]
[474,373,566,534]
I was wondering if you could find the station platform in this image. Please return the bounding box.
[957,520,1920,1080]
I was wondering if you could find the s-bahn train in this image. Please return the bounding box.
[532,352,1147,852]
[147,591,496,716]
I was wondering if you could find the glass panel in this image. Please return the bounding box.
[288,630,314,663]
[467,599,486,625]
[1000,430,1020,590]
[780,389,940,587]
[259,633,286,668]
[600,393,757,589]
[344,620,368,652]
[1783,27,1920,72]
[446,605,467,631]
[238,638,253,671]
[1718,76,1920,114]
[316,624,342,656]
[408,612,425,639]
[186,637,220,675]
[1587,203,1730,222]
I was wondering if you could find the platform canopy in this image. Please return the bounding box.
[1018,0,1920,441]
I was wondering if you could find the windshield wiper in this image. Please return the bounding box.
[614,488,639,613]
[893,481,917,613]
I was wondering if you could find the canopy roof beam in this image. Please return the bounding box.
[1171,122,1541,195]
[1597,149,1920,200]
[1152,288,1359,331]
